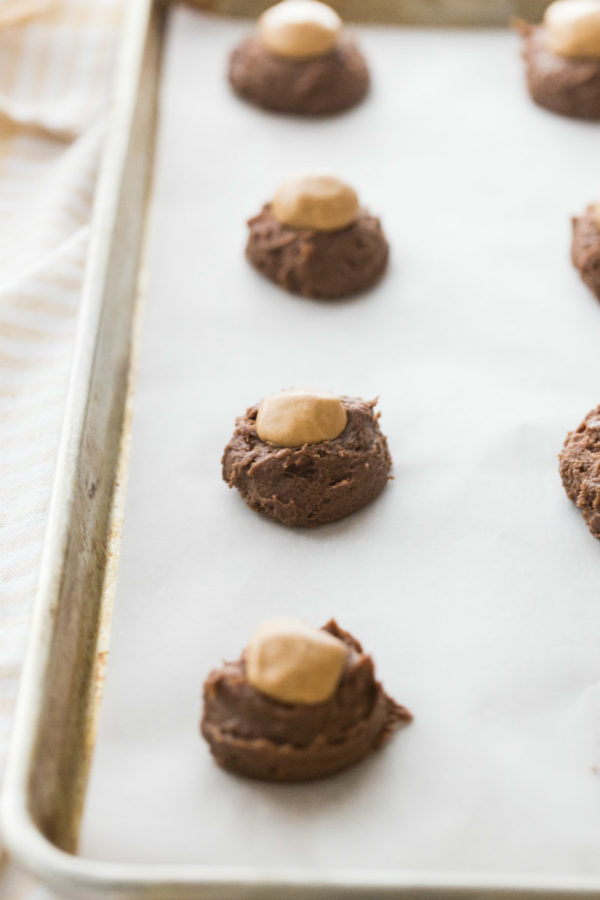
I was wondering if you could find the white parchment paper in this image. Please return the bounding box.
[80,6,600,877]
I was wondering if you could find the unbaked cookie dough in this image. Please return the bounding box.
[228,0,369,115]
[560,404,600,539]
[516,1,600,119]
[201,617,412,782]
[571,201,600,301]
[222,388,392,527]
[246,174,388,299]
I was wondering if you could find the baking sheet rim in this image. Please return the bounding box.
[8,813,600,900]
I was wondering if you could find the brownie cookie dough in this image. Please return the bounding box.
[222,388,392,527]
[571,201,600,301]
[560,404,600,539]
[228,0,369,115]
[516,1,600,119]
[246,174,388,299]
[201,617,412,782]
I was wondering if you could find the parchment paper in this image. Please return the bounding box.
[80,6,600,877]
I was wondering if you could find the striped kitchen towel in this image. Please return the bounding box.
[0,0,122,896]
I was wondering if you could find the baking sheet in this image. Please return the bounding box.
[80,6,600,878]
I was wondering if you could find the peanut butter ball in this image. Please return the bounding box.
[545,0,600,58]
[259,0,341,59]
[256,387,347,447]
[245,617,347,704]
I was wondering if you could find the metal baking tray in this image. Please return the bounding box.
[192,0,551,25]
[3,0,600,897]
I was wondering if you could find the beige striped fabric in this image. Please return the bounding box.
[0,0,122,896]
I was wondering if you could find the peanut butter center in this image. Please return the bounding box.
[256,387,347,446]
[258,0,341,59]
[246,617,347,705]
[272,174,359,232]
[545,0,600,58]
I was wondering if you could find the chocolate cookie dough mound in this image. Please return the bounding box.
[246,204,388,299]
[222,396,391,527]
[572,206,600,301]
[518,23,600,118]
[560,404,600,538]
[228,34,369,116]
[201,621,411,782]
